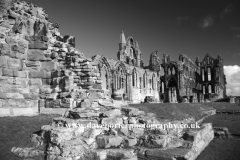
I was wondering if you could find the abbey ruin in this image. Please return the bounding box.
[0,0,227,116]
[0,0,224,160]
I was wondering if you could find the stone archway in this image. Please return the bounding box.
[112,62,128,101]
[167,77,178,103]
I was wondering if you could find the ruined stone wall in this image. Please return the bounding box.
[0,0,86,116]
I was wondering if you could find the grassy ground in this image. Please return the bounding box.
[197,114,240,160]
[0,115,58,160]
[130,102,234,121]
[0,102,239,160]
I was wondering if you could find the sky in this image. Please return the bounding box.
[27,0,240,96]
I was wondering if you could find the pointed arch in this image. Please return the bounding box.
[94,56,112,90]
[152,73,156,90]
[132,68,137,87]
[208,67,211,81]
[143,71,147,88]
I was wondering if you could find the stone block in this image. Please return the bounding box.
[13,107,39,116]
[0,43,10,55]
[101,117,123,126]
[28,42,48,50]
[96,135,123,148]
[25,61,41,67]
[0,99,38,108]
[45,99,61,108]
[42,78,52,85]
[29,78,42,85]
[11,45,26,54]
[7,57,22,69]
[0,93,24,99]
[39,108,68,115]
[88,90,104,99]
[27,49,51,61]
[18,71,28,78]
[18,39,28,49]
[40,62,57,71]
[123,138,138,147]
[101,109,122,118]
[0,56,8,67]
[5,36,17,45]
[0,108,11,116]
[2,68,19,77]
[80,99,92,108]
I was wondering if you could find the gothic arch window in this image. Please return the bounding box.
[161,82,164,93]
[143,72,147,88]
[202,68,205,81]
[208,84,212,93]
[130,48,133,58]
[168,67,171,75]
[152,74,156,90]
[207,57,210,64]
[172,67,175,75]
[203,85,205,94]
[132,69,137,87]
[208,68,211,81]
[101,67,108,90]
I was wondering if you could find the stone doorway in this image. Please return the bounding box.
[168,78,178,103]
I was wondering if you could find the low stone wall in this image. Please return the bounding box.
[11,101,214,160]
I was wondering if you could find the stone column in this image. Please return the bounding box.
[168,88,172,103]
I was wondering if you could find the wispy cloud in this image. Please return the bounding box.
[233,53,240,57]
[234,35,240,39]
[224,65,240,96]
[176,16,189,26]
[231,26,240,31]
[220,4,235,19]
[199,15,214,29]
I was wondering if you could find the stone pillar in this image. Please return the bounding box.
[168,88,172,103]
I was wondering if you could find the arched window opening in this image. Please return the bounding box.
[132,73,135,87]
[208,85,212,93]
[172,67,175,75]
[160,67,165,76]
[208,68,211,81]
[207,57,210,64]
[101,67,107,90]
[202,68,205,81]
[152,74,156,90]
[162,82,164,93]
[168,67,171,75]
[203,85,205,94]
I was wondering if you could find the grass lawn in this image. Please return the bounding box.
[0,115,58,160]
[197,114,240,160]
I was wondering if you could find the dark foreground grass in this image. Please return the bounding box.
[0,115,58,160]
[197,114,240,160]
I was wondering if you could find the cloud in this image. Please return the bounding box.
[234,34,240,39]
[176,16,189,26]
[224,65,240,96]
[231,26,240,31]
[233,53,240,57]
[199,15,214,29]
[220,4,235,19]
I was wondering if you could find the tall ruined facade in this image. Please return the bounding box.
[160,53,227,103]
[98,31,160,103]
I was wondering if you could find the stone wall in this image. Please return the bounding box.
[0,0,86,116]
